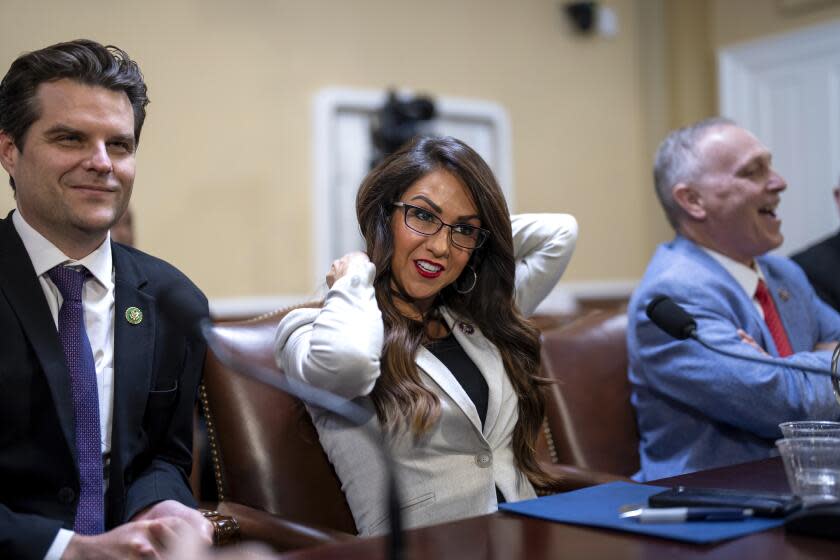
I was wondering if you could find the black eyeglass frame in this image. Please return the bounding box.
[392,202,490,250]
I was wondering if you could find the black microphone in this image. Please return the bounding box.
[646,296,697,340]
[645,295,840,380]
[157,286,404,560]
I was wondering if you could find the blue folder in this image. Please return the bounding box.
[498,481,785,543]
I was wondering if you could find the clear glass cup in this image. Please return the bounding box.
[779,420,840,439]
[776,437,840,505]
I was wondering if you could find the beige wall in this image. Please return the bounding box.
[712,0,840,47]
[1,0,839,301]
[665,0,716,127]
[667,0,840,128]
[0,0,656,298]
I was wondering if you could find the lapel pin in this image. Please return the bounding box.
[125,306,143,325]
[459,322,474,335]
[778,288,791,302]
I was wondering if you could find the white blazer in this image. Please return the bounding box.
[275,214,578,535]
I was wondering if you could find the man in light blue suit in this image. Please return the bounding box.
[628,117,840,481]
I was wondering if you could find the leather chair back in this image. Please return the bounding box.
[200,307,357,534]
[539,308,640,477]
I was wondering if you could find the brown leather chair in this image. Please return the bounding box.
[198,305,632,550]
[538,307,641,478]
[199,306,357,551]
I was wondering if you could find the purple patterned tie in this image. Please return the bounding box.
[48,265,105,535]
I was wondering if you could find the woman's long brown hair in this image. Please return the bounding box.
[356,136,551,487]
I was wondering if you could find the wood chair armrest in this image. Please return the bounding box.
[215,501,356,552]
[535,461,635,495]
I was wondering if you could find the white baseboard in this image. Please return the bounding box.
[210,294,313,320]
[534,279,638,316]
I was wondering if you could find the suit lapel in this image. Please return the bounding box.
[439,308,505,437]
[0,213,77,458]
[676,237,777,353]
[452,322,504,439]
[110,244,155,479]
[415,346,483,434]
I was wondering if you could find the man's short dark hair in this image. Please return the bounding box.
[0,39,149,190]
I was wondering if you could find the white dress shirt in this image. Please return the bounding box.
[12,210,116,560]
[702,247,767,319]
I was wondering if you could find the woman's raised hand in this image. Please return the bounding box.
[326,251,370,288]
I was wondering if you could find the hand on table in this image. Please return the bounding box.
[62,515,191,560]
[132,500,214,543]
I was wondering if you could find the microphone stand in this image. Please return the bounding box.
[690,332,840,380]
[648,295,840,401]
[832,343,840,405]
[202,322,404,560]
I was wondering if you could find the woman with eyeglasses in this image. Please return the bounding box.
[275,136,577,535]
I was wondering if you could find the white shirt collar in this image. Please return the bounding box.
[701,246,765,298]
[12,209,114,289]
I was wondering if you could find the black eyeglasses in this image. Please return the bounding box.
[393,202,489,249]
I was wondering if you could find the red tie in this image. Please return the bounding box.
[755,279,793,357]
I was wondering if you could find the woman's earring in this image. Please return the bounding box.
[455,265,478,294]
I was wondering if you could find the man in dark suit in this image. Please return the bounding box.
[792,184,840,312]
[0,40,212,558]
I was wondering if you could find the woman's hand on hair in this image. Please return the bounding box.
[326,251,370,288]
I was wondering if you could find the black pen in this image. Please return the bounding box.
[620,507,755,523]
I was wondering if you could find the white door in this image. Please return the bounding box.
[719,19,840,255]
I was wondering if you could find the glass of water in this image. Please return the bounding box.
[779,420,840,439]
[776,437,840,505]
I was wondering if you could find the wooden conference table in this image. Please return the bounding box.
[277,457,836,559]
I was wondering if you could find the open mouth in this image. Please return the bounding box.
[415,259,444,279]
[758,204,778,218]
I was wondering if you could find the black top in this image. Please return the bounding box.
[426,332,489,425]
[426,332,506,504]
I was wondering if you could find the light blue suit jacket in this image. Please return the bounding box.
[628,236,840,481]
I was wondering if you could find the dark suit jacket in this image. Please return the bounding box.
[792,230,840,313]
[0,212,208,559]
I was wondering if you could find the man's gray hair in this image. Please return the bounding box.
[653,117,735,229]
